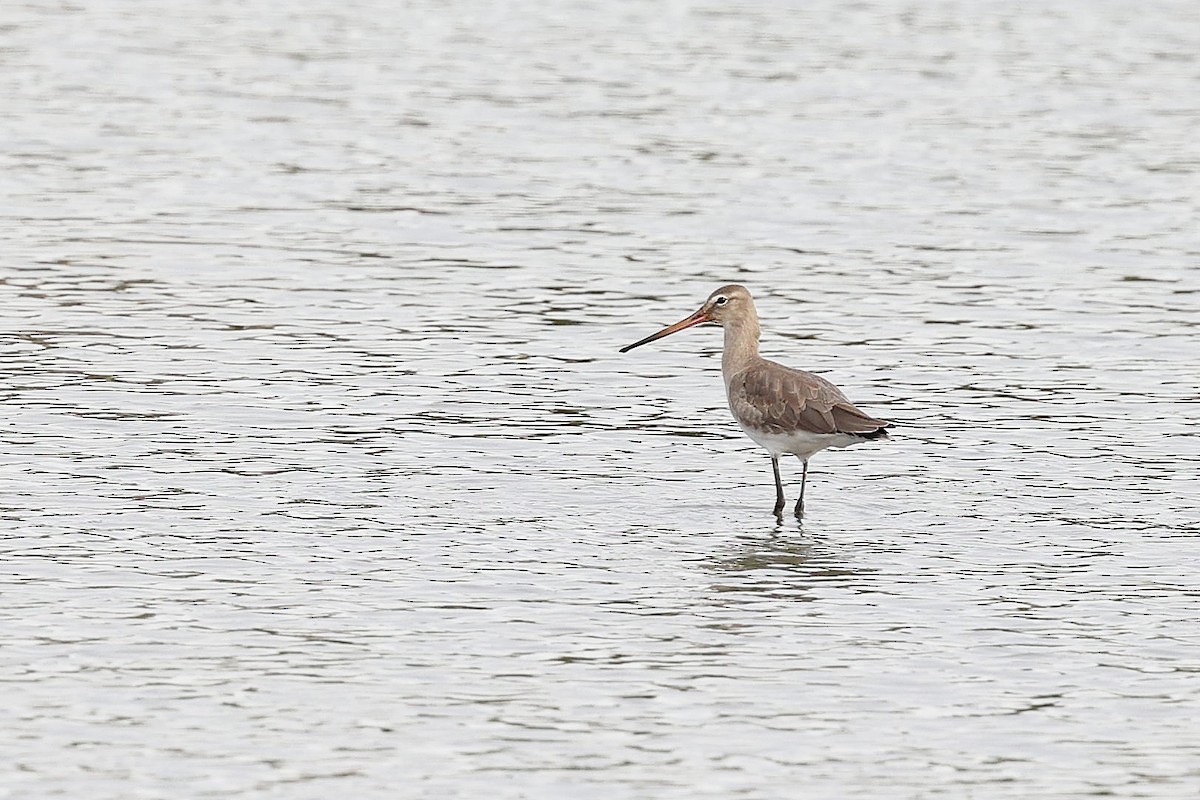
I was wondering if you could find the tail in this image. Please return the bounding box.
[831,404,892,441]
[853,423,892,441]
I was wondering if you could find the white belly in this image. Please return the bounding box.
[739,424,863,461]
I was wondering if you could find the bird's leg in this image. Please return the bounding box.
[794,459,809,518]
[771,456,785,517]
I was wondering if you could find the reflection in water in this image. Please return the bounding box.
[707,531,872,603]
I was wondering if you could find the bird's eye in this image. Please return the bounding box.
[714,296,729,306]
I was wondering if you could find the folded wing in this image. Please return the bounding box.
[729,361,890,436]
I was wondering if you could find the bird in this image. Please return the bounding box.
[620,284,891,518]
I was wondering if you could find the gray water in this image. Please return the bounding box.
[3,1,1200,797]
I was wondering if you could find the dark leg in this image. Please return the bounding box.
[771,456,785,516]
[794,459,809,518]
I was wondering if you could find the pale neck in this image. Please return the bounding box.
[721,314,761,379]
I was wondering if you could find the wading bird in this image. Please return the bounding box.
[620,284,890,517]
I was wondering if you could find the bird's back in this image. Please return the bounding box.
[726,357,890,438]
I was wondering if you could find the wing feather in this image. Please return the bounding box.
[728,361,889,436]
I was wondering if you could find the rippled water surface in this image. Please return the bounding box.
[4,1,1200,797]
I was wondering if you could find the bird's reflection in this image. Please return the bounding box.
[705,526,872,603]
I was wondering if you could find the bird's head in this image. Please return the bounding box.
[619,284,753,352]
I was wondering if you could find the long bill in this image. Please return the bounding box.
[619,308,709,353]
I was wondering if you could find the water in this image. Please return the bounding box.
[3,1,1199,797]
